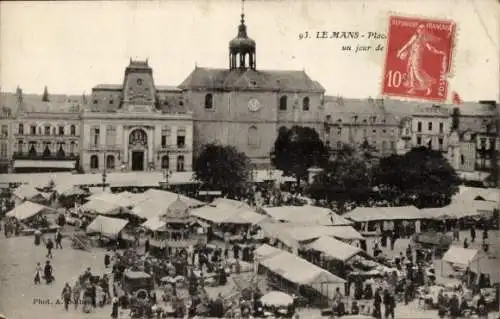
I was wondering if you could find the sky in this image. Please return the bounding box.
[0,0,498,102]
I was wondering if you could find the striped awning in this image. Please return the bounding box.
[13,160,75,169]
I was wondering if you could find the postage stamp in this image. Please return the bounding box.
[382,15,456,102]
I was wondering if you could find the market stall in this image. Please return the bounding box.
[257,246,346,307]
[86,215,129,241]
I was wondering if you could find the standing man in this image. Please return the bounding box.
[61,283,72,311]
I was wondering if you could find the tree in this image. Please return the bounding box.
[374,146,460,207]
[271,126,328,184]
[42,86,50,102]
[308,155,373,210]
[359,139,378,161]
[193,143,250,197]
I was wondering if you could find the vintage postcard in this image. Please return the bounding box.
[0,1,498,318]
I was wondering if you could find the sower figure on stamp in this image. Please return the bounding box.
[396,24,447,96]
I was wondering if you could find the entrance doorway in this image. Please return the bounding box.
[131,151,144,171]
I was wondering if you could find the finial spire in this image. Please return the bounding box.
[241,0,245,24]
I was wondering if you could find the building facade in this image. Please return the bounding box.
[179,13,325,167]
[411,104,451,152]
[81,60,193,173]
[323,97,408,158]
[0,106,12,173]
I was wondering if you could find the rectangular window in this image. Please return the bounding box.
[59,126,65,136]
[417,122,422,132]
[1,125,8,137]
[337,127,342,135]
[0,142,7,158]
[44,126,51,136]
[428,122,432,131]
[417,136,422,145]
[30,125,36,135]
[105,125,116,146]
[18,124,23,135]
[177,136,185,148]
[439,122,444,133]
[161,127,170,148]
[438,138,444,149]
[93,128,100,146]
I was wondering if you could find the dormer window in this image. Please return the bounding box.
[204,94,213,109]
[93,100,98,104]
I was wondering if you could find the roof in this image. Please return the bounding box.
[344,206,423,222]
[93,84,122,90]
[211,197,252,211]
[452,187,499,203]
[163,197,191,222]
[449,102,497,116]
[259,222,364,244]
[86,215,128,239]
[81,199,121,216]
[141,216,164,231]
[262,205,352,226]
[324,96,421,116]
[86,192,134,208]
[254,244,283,261]
[131,189,203,220]
[259,247,346,286]
[178,67,324,92]
[6,201,51,220]
[442,246,481,266]
[13,184,41,200]
[305,236,362,262]
[0,92,83,115]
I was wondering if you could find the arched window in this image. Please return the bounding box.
[43,142,51,156]
[176,155,185,172]
[18,124,24,135]
[302,97,310,111]
[161,155,169,169]
[106,155,115,169]
[279,96,287,111]
[90,155,99,169]
[204,94,213,109]
[248,125,259,148]
[70,125,76,136]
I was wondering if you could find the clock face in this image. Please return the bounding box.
[248,98,261,112]
[137,78,143,86]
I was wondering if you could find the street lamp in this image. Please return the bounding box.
[102,170,107,191]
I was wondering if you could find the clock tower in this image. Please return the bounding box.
[121,59,157,112]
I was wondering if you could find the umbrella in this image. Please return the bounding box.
[260,291,293,307]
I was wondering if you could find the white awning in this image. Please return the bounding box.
[13,160,75,169]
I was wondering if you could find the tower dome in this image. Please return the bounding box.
[229,14,256,51]
[229,12,256,70]
[162,196,190,222]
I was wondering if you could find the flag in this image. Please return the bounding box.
[452,91,463,105]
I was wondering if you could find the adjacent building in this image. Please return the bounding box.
[82,60,193,173]
[323,96,414,158]
[410,104,451,152]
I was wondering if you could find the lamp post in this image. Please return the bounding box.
[102,152,107,191]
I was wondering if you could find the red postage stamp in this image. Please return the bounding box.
[382,16,456,102]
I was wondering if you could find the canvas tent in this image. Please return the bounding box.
[12,184,46,204]
[192,205,269,225]
[258,246,346,300]
[262,205,352,226]
[344,206,423,222]
[304,236,365,262]
[6,201,52,221]
[86,215,128,239]
[86,192,134,208]
[80,199,122,216]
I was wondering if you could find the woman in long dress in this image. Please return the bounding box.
[396,24,447,95]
